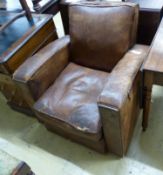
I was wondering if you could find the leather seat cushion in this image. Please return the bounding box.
[34,63,109,141]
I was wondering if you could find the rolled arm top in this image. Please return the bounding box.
[98,44,149,110]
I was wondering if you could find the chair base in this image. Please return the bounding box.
[46,124,107,154]
[36,114,107,154]
[8,101,35,117]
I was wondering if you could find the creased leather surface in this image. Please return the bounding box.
[98,44,149,109]
[69,3,138,72]
[34,63,109,140]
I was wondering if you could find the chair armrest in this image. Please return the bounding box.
[98,45,147,156]
[98,45,147,109]
[13,35,70,104]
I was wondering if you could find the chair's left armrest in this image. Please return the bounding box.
[98,45,146,156]
[13,35,70,106]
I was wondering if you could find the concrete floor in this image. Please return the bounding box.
[1,13,163,175]
[0,84,163,175]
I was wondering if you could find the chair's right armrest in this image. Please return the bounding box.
[98,45,148,156]
[13,35,70,106]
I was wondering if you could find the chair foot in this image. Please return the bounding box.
[142,127,146,132]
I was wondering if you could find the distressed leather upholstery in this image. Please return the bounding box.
[98,45,149,109]
[13,3,149,155]
[98,44,148,154]
[34,63,108,146]
[60,0,139,43]
[69,4,137,72]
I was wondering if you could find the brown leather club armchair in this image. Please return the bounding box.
[13,2,149,156]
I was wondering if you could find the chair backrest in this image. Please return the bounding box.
[69,2,138,72]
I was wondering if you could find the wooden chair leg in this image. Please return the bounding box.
[142,71,153,131]
[142,86,152,131]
